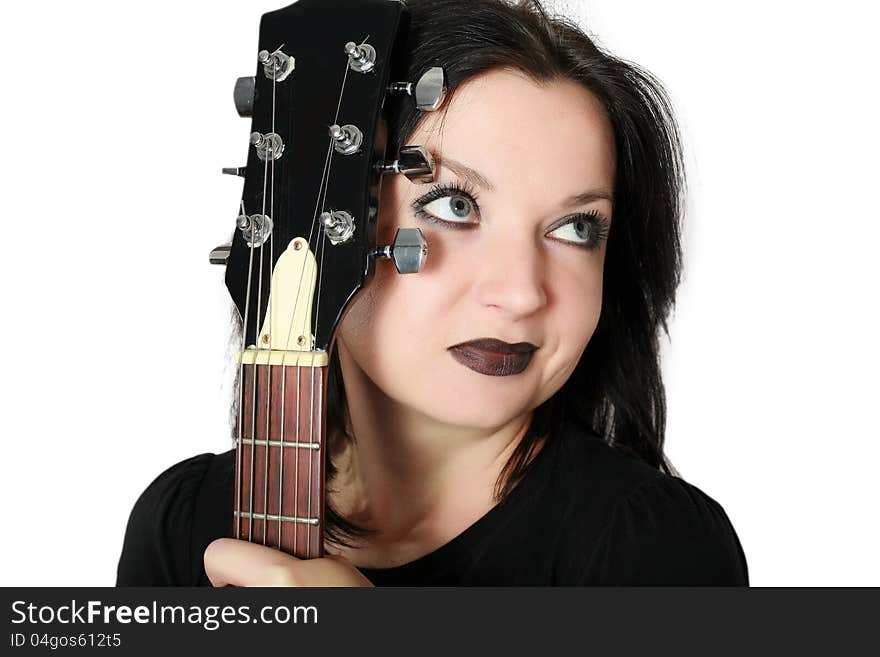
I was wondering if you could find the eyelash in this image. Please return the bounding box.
[410,181,611,251]
[411,181,481,228]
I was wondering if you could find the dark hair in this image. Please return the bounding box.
[280,0,684,546]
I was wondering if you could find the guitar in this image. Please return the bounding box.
[208,0,446,559]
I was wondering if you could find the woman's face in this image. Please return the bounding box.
[336,68,616,431]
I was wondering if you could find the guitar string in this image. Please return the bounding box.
[277,359,286,550]
[306,35,370,556]
[308,124,338,558]
[281,97,332,558]
[294,366,300,555]
[290,171,331,553]
[275,56,284,545]
[308,363,316,557]
[236,199,256,542]
[247,42,357,556]
[269,54,292,550]
[263,60,278,547]
[306,167,332,560]
[282,141,330,353]
[274,56,349,558]
[283,140,329,556]
[306,52,355,558]
[248,74,273,545]
[275,48,306,548]
[283,52,351,355]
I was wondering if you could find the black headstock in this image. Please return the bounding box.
[221,0,429,353]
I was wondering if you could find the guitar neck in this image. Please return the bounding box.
[220,0,426,560]
[234,353,328,558]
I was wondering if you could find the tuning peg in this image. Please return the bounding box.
[222,167,246,177]
[258,48,294,82]
[329,124,363,155]
[387,67,446,112]
[234,76,255,117]
[320,210,355,244]
[210,244,231,265]
[250,131,284,162]
[374,145,435,183]
[373,228,427,274]
[345,41,376,74]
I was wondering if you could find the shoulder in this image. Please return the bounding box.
[116,451,232,586]
[549,420,749,586]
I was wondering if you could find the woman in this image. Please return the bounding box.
[117,0,748,586]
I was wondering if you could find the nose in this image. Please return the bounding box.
[472,226,548,319]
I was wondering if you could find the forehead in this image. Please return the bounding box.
[410,68,616,202]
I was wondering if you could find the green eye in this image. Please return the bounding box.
[412,182,481,228]
[546,211,610,251]
[422,194,475,223]
[549,218,591,243]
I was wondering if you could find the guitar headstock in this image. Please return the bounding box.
[214,0,445,354]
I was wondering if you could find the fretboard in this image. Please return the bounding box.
[234,358,326,559]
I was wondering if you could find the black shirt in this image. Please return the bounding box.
[116,420,748,586]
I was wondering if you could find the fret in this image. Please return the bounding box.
[237,438,321,449]
[234,510,320,525]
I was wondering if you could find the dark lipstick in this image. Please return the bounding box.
[448,338,538,376]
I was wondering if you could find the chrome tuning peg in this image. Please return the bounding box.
[237,213,273,248]
[345,41,376,73]
[387,67,446,112]
[258,48,294,82]
[222,167,246,177]
[374,145,435,183]
[250,131,284,162]
[320,210,355,244]
[234,76,255,117]
[209,244,231,265]
[373,228,427,274]
[329,124,363,155]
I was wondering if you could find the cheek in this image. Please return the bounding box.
[336,265,440,380]
[336,287,375,353]
[337,267,398,362]
[547,257,605,368]
[335,186,418,354]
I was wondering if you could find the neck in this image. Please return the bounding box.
[331,354,533,545]
[234,354,328,559]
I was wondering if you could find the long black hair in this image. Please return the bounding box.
[244,0,686,545]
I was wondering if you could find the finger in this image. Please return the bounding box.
[204,539,374,587]
[204,538,303,587]
[296,555,375,587]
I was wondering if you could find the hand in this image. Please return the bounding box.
[204,538,374,587]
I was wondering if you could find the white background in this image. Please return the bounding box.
[0,0,877,586]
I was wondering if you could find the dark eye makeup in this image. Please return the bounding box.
[411,181,480,229]
[410,180,611,251]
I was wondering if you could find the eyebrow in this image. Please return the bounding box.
[437,156,495,191]
[437,155,613,210]
[564,189,614,208]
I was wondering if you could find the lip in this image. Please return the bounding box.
[448,338,538,377]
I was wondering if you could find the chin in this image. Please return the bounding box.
[415,391,536,433]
